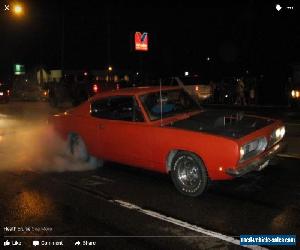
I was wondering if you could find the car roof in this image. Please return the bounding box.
[91,86,181,100]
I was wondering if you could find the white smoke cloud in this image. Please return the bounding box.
[0,117,98,172]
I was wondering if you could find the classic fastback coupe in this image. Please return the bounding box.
[50,86,286,197]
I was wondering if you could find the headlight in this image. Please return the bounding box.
[291,90,295,98]
[240,137,268,161]
[270,126,285,146]
[240,147,245,159]
[280,127,285,137]
[275,128,281,138]
[292,90,300,98]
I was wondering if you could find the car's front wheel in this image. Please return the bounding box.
[171,151,208,197]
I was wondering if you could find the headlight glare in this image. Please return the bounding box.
[240,148,245,159]
[280,127,285,137]
[270,126,285,146]
[275,128,281,138]
[291,90,300,98]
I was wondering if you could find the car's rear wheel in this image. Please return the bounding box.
[67,133,103,168]
[171,151,208,197]
[68,133,89,161]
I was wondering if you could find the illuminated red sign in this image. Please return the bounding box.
[134,32,148,51]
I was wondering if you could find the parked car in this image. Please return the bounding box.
[49,75,118,107]
[0,83,10,103]
[11,78,48,101]
[290,88,300,107]
[21,84,48,101]
[50,86,286,197]
[174,76,212,102]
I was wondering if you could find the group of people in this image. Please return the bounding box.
[209,78,257,106]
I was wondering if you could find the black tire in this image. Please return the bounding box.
[170,151,208,197]
[67,133,103,168]
[67,133,89,162]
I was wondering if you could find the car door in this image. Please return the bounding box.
[90,95,153,169]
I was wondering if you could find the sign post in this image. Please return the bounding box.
[133,32,149,84]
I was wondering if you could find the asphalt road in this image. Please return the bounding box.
[0,101,299,249]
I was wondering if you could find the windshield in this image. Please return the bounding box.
[140,89,200,121]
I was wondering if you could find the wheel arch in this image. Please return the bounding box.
[67,131,77,138]
[166,149,207,173]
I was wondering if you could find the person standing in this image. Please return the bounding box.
[235,78,246,105]
[249,83,256,105]
[209,80,216,103]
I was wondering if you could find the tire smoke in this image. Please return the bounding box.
[0,118,98,172]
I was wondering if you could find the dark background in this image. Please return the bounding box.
[0,0,299,103]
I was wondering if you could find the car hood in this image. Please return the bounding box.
[168,110,274,139]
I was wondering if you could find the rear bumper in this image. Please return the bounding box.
[225,141,287,177]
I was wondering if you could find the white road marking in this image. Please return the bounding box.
[81,176,115,186]
[84,180,106,186]
[277,153,300,160]
[91,175,114,182]
[113,200,268,250]
[286,122,300,126]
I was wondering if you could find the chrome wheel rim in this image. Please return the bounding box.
[177,156,201,189]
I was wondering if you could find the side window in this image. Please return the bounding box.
[91,96,144,122]
[90,97,111,119]
[132,98,144,122]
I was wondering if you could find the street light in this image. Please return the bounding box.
[275,4,282,12]
[13,3,24,16]
[107,66,113,83]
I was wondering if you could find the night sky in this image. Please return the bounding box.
[0,0,299,80]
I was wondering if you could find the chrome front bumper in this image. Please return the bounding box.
[225,141,287,177]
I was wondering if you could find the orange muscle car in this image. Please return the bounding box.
[50,86,286,197]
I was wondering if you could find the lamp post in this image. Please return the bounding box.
[4,2,26,95]
[108,66,113,83]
